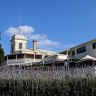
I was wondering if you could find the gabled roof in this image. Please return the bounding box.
[70,39,96,50]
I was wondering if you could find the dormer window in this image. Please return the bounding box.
[19,43,22,49]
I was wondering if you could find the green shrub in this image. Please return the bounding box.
[0,77,96,96]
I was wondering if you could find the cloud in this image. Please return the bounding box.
[38,39,59,47]
[37,39,60,51]
[29,34,47,40]
[5,25,34,37]
[5,25,60,51]
[5,25,76,52]
[19,25,34,36]
[5,27,20,36]
[29,34,59,50]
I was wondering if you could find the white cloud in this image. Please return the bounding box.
[29,34,47,40]
[5,27,20,36]
[5,25,60,51]
[5,25,76,52]
[5,25,77,52]
[29,34,60,51]
[19,25,34,36]
[27,32,60,50]
[38,39,59,47]
[37,39,59,51]
[5,25,34,37]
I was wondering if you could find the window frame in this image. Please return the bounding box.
[19,43,22,49]
[76,46,86,54]
[93,42,96,49]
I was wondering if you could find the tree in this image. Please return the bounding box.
[0,44,4,65]
[59,50,70,55]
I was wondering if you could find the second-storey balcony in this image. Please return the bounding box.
[4,53,43,65]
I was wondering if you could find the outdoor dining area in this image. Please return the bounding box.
[68,55,96,68]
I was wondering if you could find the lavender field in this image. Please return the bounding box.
[0,66,96,96]
[0,66,95,79]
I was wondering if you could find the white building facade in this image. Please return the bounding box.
[4,34,56,66]
[69,39,96,60]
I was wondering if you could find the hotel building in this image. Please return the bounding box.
[4,34,56,65]
[4,32,96,66]
[69,39,96,60]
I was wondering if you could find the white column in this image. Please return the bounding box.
[42,55,44,66]
[94,65,96,76]
[42,55,44,59]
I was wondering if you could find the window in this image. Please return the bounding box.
[72,50,75,55]
[19,43,22,49]
[93,42,96,49]
[11,42,15,52]
[11,44,13,52]
[77,46,86,54]
[35,55,42,59]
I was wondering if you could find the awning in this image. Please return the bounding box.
[81,55,96,61]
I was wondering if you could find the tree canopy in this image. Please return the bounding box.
[0,44,4,65]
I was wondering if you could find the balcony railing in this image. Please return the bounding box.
[5,58,42,65]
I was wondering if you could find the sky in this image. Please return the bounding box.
[0,0,96,55]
